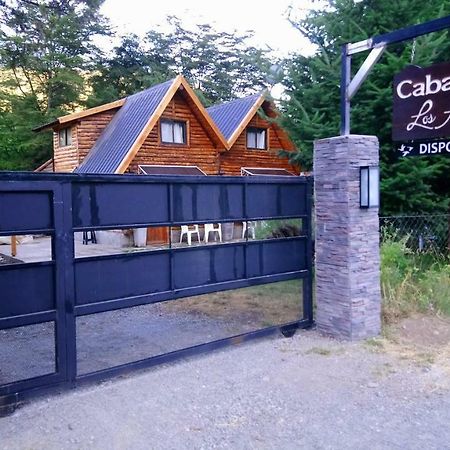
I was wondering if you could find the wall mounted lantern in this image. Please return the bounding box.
[360,166,380,208]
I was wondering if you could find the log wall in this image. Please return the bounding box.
[51,93,297,176]
[53,126,79,173]
[52,109,118,172]
[128,92,220,175]
[219,113,298,175]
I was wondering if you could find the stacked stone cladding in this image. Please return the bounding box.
[314,135,381,340]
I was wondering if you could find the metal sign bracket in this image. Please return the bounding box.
[340,14,450,135]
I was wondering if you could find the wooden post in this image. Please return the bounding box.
[11,235,17,257]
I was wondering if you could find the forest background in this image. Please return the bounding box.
[1,0,449,215]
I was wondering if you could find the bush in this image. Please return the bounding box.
[269,224,300,238]
[381,231,450,323]
[255,219,302,239]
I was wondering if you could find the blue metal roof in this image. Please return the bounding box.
[76,79,175,174]
[207,93,262,141]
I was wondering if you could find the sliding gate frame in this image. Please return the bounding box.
[0,172,313,413]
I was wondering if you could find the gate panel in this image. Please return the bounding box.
[246,183,307,218]
[246,238,307,277]
[74,252,171,305]
[0,181,68,404]
[0,191,53,233]
[172,244,246,289]
[172,183,244,222]
[0,263,55,317]
[72,182,170,229]
[0,173,313,411]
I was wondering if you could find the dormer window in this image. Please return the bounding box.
[161,119,187,144]
[247,127,267,150]
[58,127,72,147]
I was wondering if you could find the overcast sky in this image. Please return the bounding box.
[101,0,319,57]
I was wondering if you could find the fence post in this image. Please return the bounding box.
[303,176,314,324]
[53,182,77,383]
[314,135,381,340]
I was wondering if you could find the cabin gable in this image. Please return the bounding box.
[52,108,119,172]
[128,91,220,175]
[218,105,298,176]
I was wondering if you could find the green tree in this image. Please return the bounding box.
[0,0,110,169]
[282,0,450,213]
[0,93,50,169]
[88,17,273,107]
[86,33,174,106]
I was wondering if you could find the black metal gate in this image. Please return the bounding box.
[0,172,313,413]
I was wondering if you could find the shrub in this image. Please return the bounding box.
[269,224,300,238]
[381,231,450,323]
[255,219,302,239]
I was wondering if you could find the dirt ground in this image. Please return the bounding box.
[376,314,450,381]
[0,314,449,450]
[0,281,302,383]
[392,314,450,347]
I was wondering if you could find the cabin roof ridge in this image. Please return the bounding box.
[206,91,268,145]
[76,77,181,174]
[207,91,265,112]
[75,75,228,174]
[125,77,178,101]
[33,77,182,132]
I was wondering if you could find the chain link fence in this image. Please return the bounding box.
[380,214,450,255]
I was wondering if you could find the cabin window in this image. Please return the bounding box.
[58,127,72,147]
[246,127,267,150]
[160,119,187,144]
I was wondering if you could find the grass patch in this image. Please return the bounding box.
[305,347,331,356]
[381,232,450,324]
[365,338,385,350]
[164,280,303,327]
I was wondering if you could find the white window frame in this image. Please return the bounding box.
[160,119,187,145]
[58,127,72,147]
[246,127,267,150]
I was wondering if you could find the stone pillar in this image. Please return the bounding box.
[314,135,381,340]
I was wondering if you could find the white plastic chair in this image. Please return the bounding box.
[242,221,256,239]
[204,223,222,243]
[180,225,200,246]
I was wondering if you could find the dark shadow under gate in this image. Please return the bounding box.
[0,172,313,413]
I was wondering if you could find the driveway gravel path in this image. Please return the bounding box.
[0,328,449,450]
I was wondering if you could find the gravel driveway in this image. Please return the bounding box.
[1,325,449,450]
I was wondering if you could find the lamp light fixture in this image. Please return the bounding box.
[360,166,380,208]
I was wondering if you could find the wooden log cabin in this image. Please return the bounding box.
[35,75,298,176]
[34,75,299,244]
[34,76,228,175]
